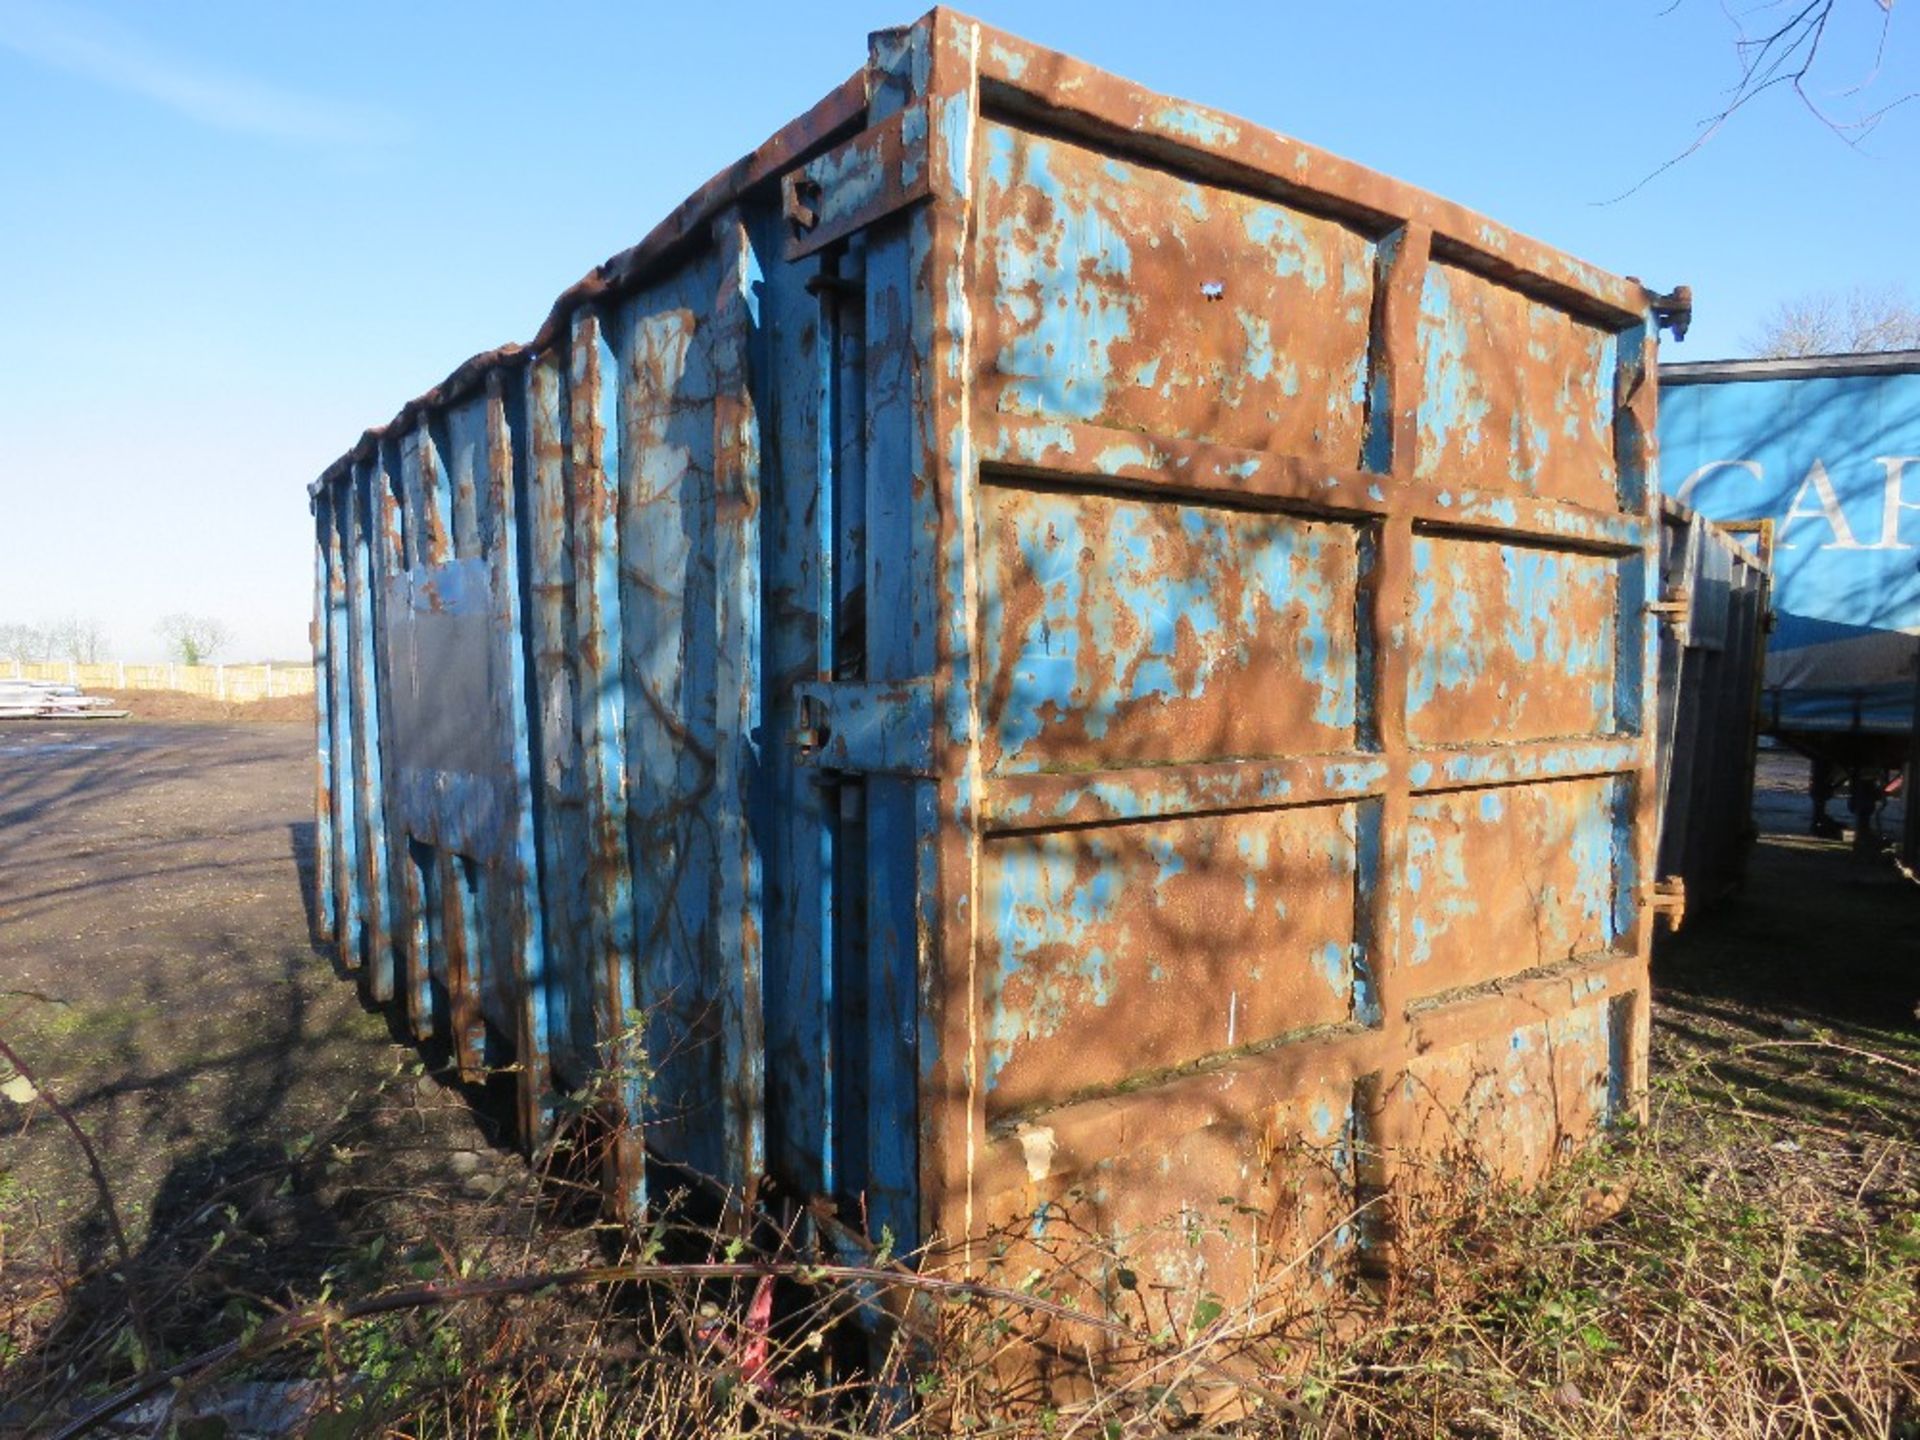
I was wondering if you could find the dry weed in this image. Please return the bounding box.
[2,1021,1914,1439]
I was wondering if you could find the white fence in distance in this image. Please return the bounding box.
[5,660,316,702]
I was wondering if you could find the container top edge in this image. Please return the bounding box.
[311,63,871,496]
[1659,349,1920,385]
[314,5,1663,498]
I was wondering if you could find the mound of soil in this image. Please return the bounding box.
[89,688,314,726]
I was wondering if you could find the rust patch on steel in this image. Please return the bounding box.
[1403,777,1617,994]
[433,850,487,1080]
[973,1054,1367,1316]
[980,804,1361,1120]
[1415,261,1619,510]
[970,19,1651,325]
[1406,535,1618,746]
[974,119,1377,464]
[1398,990,1629,1186]
[783,102,933,260]
[978,482,1360,776]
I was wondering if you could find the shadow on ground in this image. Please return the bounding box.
[1653,750,1919,1148]
[0,722,576,1434]
[1,728,1913,1435]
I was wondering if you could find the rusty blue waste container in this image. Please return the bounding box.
[1650,500,1772,924]
[313,8,1674,1295]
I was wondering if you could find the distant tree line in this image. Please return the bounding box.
[0,612,235,665]
[1747,284,1920,358]
[0,616,111,664]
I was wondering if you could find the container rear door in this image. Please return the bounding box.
[954,56,1660,1299]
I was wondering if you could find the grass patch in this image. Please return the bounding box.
[3,1007,1913,1439]
[1301,1036,1918,1438]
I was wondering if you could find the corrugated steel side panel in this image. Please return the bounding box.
[1652,503,1772,926]
[312,7,1665,1306]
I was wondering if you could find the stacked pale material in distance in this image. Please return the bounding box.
[0,680,129,720]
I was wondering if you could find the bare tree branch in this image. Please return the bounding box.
[1609,0,1915,201]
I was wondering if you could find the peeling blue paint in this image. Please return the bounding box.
[985,486,1358,770]
[984,127,1135,421]
[1416,266,1491,463]
[1153,105,1240,147]
[1242,207,1328,289]
[985,835,1123,1091]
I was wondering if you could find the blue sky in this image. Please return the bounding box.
[0,0,1913,662]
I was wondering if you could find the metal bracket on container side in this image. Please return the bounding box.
[1646,588,1691,626]
[792,677,936,778]
[1649,876,1686,933]
[1649,284,1692,341]
[782,103,932,260]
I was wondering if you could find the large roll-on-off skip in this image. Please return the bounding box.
[311,8,1676,1302]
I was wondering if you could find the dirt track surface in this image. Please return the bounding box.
[0,722,403,1242]
[0,719,1912,1436]
[0,720,579,1430]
